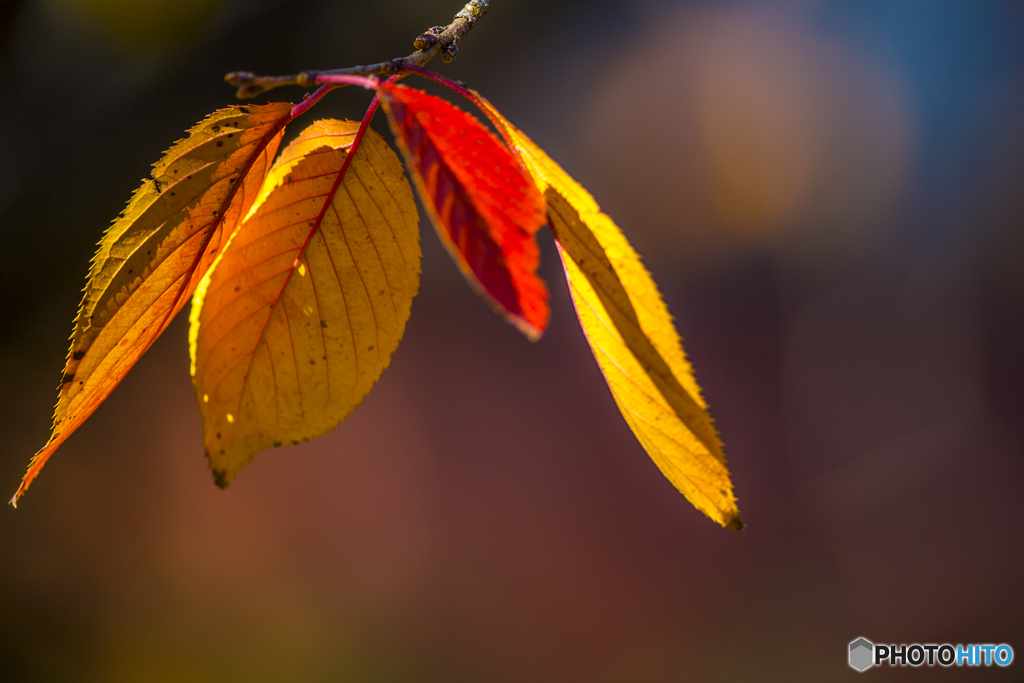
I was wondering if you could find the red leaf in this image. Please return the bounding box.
[378,84,549,339]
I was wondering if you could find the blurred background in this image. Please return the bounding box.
[1,0,1023,680]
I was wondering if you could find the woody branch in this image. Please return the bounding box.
[225,0,489,99]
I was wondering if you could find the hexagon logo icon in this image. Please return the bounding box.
[849,637,874,672]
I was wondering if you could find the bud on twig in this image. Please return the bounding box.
[414,26,445,50]
[442,42,459,63]
[224,0,490,99]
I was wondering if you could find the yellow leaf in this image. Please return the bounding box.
[473,95,742,529]
[189,120,421,487]
[12,102,293,506]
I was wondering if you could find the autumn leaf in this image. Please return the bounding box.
[12,102,293,506]
[10,5,744,533]
[471,93,743,529]
[189,119,420,487]
[377,83,549,340]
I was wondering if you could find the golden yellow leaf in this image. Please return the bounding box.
[472,94,742,529]
[189,120,421,487]
[12,102,292,506]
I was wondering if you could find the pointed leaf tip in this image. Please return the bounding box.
[13,102,294,504]
[472,93,742,529]
[378,84,549,339]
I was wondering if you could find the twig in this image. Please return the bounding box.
[226,0,489,99]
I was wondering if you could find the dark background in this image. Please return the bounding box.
[1,1,1023,680]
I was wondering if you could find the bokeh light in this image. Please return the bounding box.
[2,1,1023,681]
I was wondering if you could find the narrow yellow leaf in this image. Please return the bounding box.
[189,120,421,487]
[473,95,742,529]
[12,102,292,505]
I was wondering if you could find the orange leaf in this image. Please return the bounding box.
[471,93,742,529]
[378,84,549,339]
[189,120,421,486]
[12,102,292,506]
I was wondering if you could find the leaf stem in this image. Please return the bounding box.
[333,76,400,183]
[289,84,334,118]
[400,64,476,102]
[226,0,489,99]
